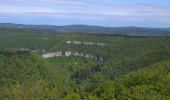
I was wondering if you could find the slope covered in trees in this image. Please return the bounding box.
[0,27,170,99]
[80,59,170,100]
[0,49,73,99]
[114,59,170,100]
[1,50,169,99]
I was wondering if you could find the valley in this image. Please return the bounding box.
[0,25,170,99]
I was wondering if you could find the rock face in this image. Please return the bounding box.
[14,48,104,61]
[66,41,107,46]
[42,51,104,61]
[66,41,71,44]
[42,52,62,58]
[65,51,72,57]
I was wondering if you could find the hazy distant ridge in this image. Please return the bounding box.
[0,23,170,36]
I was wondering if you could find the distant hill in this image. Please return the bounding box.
[0,23,170,36]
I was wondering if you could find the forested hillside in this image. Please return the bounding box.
[0,49,73,99]
[77,59,170,100]
[0,27,170,99]
[114,59,170,100]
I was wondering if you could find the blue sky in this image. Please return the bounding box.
[0,0,170,27]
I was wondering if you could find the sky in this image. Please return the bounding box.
[0,0,170,27]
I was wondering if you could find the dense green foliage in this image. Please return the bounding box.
[83,59,170,100]
[0,27,170,99]
[114,59,170,100]
[0,50,73,99]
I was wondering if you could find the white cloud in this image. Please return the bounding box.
[0,5,55,13]
[0,2,170,19]
[0,0,86,5]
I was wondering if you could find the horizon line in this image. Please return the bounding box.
[0,22,169,29]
